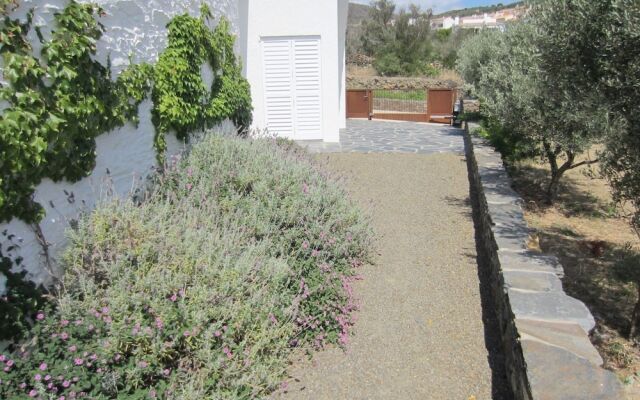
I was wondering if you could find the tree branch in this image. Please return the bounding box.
[566,158,600,170]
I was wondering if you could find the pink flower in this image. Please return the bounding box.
[74,358,83,366]
[268,313,278,324]
[183,331,190,337]
[34,374,42,381]
[214,330,222,337]
[223,347,233,359]
[302,241,309,249]
[60,332,69,340]
[68,345,77,352]
[169,293,178,302]
[59,397,66,400]
[155,318,163,330]
[74,320,83,326]
[0,355,5,362]
[149,389,157,398]
[19,382,26,388]
[39,362,47,371]
[163,369,171,376]
[302,183,309,194]
[62,380,70,388]
[186,183,192,191]
[3,367,9,372]
[6,359,14,367]
[187,168,193,177]
[311,249,319,257]
[44,375,51,381]
[29,389,37,397]
[36,313,45,321]
[138,361,148,368]
[281,381,289,390]
[61,320,69,327]
[101,307,109,314]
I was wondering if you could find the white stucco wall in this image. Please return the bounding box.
[0,0,242,289]
[241,0,348,143]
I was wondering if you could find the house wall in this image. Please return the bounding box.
[338,0,348,130]
[241,0,347,142]
[0,0,242,291]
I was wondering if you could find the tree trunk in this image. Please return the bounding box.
[630,284,640,340]
[542,141,575,204]
[546,172,562,204]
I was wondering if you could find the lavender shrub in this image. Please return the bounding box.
[0,133,372,399]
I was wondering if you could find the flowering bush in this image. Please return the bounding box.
[0,133,371,399]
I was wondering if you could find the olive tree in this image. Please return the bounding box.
[534,0,640,336]
[459,19,608,202]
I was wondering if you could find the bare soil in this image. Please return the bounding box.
[507,156,640,397]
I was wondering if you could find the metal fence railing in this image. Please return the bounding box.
[372,89,427,114]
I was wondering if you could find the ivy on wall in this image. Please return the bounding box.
[0,2,146,223]
[151,5,252,161]
[0,1,252,224]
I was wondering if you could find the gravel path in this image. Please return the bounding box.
[279,152,496,399]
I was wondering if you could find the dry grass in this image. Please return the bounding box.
[507,155,640,395]
[435,69,464,86]
[346,64,377,77]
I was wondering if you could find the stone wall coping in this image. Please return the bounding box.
[463,122,624,399]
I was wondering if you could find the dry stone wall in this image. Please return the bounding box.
[463,122,624,399]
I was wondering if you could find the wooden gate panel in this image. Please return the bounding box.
[346,90,371,119]
[427,89,456,124]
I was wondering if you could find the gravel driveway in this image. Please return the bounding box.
[281,121,509,399]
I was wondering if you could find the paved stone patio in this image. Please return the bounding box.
[298,119,465,154]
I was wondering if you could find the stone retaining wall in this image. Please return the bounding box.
[463,122,624,399]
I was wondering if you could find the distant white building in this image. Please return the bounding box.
[431,7,523,31]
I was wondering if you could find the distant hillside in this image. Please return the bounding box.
[435,1,524,18]
[349,2,371,27]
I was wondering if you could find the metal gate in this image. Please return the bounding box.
[346,89,456,124]
[346,90,372,119]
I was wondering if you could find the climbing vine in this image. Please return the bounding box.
[0,1,252,224]
[0,2,146,223]
[151,4,252,161]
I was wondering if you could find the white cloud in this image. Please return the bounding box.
[350,0,464,14]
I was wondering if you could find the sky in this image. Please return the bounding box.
[351,0,520,14]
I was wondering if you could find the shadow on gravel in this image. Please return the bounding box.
[446,191,514,399]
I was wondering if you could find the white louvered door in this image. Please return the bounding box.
[262,37,322,140]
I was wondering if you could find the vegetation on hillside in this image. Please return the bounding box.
[348,0,474,77]
[435,1,524,18]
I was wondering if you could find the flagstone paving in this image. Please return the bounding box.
[299,119,465,155]
[283,120,510,399]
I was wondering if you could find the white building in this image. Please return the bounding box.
[240,0,348,142]
[0,0,349,290]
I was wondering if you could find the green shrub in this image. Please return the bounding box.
[0,134,372,399]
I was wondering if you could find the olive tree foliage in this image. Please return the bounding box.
[533,0,640,337]
[598,0,640,239]
[457,18,609,202]
[456,28,502,95]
